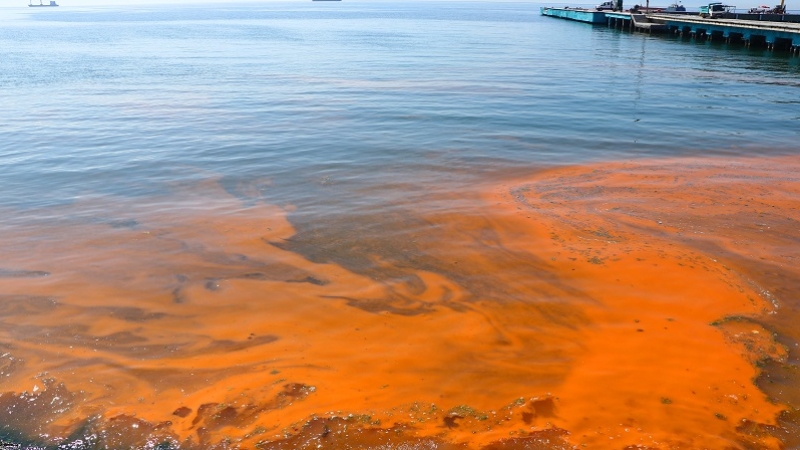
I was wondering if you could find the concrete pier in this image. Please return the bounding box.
[541,7,800,53]
[652,14,800,52]
[539,7,608,24]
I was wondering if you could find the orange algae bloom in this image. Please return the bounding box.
[0,156,798,449]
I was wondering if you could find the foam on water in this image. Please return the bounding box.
[1,2,800,448]
[0,156,799,448]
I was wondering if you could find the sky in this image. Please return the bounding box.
[0,0,731,13]
[2,0,591,8]
[8,0,333,6]
[9,0,517,6]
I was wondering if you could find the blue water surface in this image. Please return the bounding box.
[1,1,799,212]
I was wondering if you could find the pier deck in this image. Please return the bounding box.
[541,7,800,53]
[539,7,608,24]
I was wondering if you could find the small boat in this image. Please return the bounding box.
[29,0,59,6]
[665,2,686,11]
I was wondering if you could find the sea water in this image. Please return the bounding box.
[1,2,799,449]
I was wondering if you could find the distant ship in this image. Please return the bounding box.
[312,0,342,2]
[29,0,59,6]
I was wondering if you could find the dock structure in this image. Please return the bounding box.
[541,7,800,54]
[653,14,800,51]
[630,13,668,32]
[539,7,608,24]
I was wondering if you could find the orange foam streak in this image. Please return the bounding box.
[484,156,799,449]
[0,157,797,449]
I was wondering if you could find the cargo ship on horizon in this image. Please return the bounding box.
[29,0,59,6]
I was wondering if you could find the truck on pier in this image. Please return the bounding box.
[699,2,736,17]
[597,0,624,10]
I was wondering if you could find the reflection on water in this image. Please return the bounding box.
[0,156,799,449]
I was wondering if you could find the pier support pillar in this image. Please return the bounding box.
[774,37,792,51]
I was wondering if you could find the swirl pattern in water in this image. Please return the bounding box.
[2,1,800,448]
[0,156,798,449]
